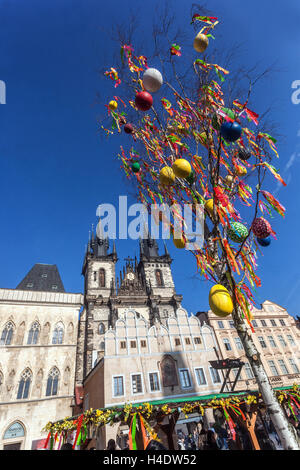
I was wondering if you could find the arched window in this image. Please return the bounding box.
[27,321,40,345]
[46,367,60,396]
[99,268,106,288]
[17,368,32,399]
[155,269,164,287]
[0,321,14,345]
[52,322,64,344]
[99,322,105,334]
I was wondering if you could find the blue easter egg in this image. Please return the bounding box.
[220,121,242,142]
[257,237,271,247]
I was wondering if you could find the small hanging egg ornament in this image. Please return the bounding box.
[227,222,248,243]
[173,232,186,249]
[209,284,234,317]
[109,100,118,111]
[220,121,242,142]
[142,68,163,93]
[193,32,209,52]
[124,123,134,134]
[236,166,247,177]
[238,147,252,161]
[252,217,272,239]
[131,162,140,173]
[159,166,175,185]
[135,91,153,111]
[225,175,234,186]
[172,159,192,178]
[257,236,271,247]
[204,199,214,217]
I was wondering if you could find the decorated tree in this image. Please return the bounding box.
[101,12,299,449]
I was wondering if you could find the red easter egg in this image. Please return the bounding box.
[252,217,271,239]
[135,91,153,111]
[124,123,134,134]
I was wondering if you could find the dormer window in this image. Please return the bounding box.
[41,274,48,278]
[26,283,33,288]
[52,285,58,290]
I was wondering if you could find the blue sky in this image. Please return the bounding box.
[0,0,300,317]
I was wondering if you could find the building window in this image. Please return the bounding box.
[287,335,296,346]
[278,360,289,375]
[261,320,267,327]
[41,274,48,278]
[160,355,178,387]
[0,321,14,345]
[93,271,97,282]
[267,336,277,348]
[27,321,40,345]
[46,367,60,396]
[194,337,201,345]
[244,362,254,379]
[258,336,267,348]
[179,369,192,389]
[270,319,277,327]
[223,338,232,351]
[17,369,32,399]
[26,283,34,288]
[218,321,224,329]
[141,340,147,348]
[278,335,287,347]
[155,269,164,287]
[252,320,258,328]
[3,422,25,440]
[234,337,243,350]
[279,319,286,326]
[131,374,143,394]
[52,323,64,344]
[130,341,137,348]
[209,367,221,384]
[185,337,191,345]
[268,360,279,376]
[99,269,105,288]
[120,341,126,349]
[175,338,181,346]
[113,376,124,396]
[52,285,58,290]
[149,372,160,391]
[195,368,207,386]
[99,323,105,334]
[232,368,242,381]
[229,321,235,329]
[288,358,300,373]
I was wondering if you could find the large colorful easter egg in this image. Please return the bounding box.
[209,284,234,317]
[143,68,163,93]
[172,159,192,178]
[220,121,242,142]
[227,222,248,243]
[159,166,175,185]
[252,217,272,239]
[194,32,209,52]
[257,237,271,247]
[135,91,153,111]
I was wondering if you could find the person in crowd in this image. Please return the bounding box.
[106,439,117,450]
[184,433,196,450]
[60,442,73,450]
[177,437,185,450]
[198,428,207,450]
[204,429,220,450]
[146,439,167,450]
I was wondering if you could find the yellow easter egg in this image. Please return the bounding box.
[204,199,214,216]
[159,166,175,185]
[109,100,118,110]
[209,284,234,317]
[193,33,209,53]
[173,232,186,249]
[172,159,192,178]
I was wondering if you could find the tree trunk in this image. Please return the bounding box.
[233,309,299,450]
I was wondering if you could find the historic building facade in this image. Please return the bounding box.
[197,300,300,392]
[81,307,221,449]
[0,264,82,450]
